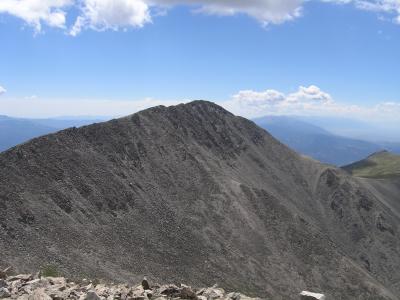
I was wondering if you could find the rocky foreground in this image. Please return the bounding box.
[0,271,261,300]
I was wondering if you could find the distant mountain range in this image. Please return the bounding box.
[0,115,107,152]
[1,114,399,167]
[253,116,400,166]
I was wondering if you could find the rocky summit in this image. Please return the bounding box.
[0,101,400,299]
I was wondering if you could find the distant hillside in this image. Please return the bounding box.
[0,116,105,152]
[0,116,56,152]
[343,151,400,179]
[253,116,383,166]
[295,115,400,145]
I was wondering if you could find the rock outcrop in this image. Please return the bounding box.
[0,272,260,300]
[299,291,325,300]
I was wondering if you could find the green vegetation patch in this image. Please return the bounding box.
[343,151,400,179]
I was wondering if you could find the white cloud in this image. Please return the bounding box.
[223,85,336,117]
[222,85,400,123]
[286,85,333,104]
[0,0,72,33]
[325,0,400,24]
[375,101,400,115]
[2,0,400,34]
[70,0,303,34]
[0,0,303,35]
[355,0,400,13]
[70,0,152,36]
[0,86,6,95]
[150,0,303,25]
[232,89,286,108]
[1,91,399,130]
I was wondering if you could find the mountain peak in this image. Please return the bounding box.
[368,149,390,158]
[1,102,400,299]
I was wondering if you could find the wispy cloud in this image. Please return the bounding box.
[24,95,38,100]
[355,0,400,24]
[2,0,400,35]
[2,87,399,126]
[0,85,6,95]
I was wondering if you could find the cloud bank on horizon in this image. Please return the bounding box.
[223,85,400,123]
[1,84,399,126]
[1,0,400,35]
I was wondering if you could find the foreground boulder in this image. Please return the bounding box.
[299,291,326,300]
[0,272,262,300]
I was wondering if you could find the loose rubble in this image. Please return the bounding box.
[0,270,262,300]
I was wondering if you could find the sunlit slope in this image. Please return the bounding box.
[343,151,400,178]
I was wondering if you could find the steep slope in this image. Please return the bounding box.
[343,151,400,179]
[254,116,383,166]
[0,101,399,300]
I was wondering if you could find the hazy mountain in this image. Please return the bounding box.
[343,151,400,179]
[0,116,106,152]
[294,116,400,144]
[0,101,399,299]
[253,116,383,166]
[0,116,57,152]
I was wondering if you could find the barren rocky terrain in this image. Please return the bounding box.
[0,101,399,299]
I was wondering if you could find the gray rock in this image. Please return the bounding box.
[159,285,180,296]
[142,278,150,290]
[85,291,101,300]
[28,289,52,300]
[0,280,6,289]
[179,286,197,299]
[299,291,326,300]
[201,287,225,300]
[0,267,11,280]
[0,288,10,299]
[9,274,33,282]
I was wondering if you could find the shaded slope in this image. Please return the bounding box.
[0,101,399,299]
[253,116,383,166]
[343,151,400,179]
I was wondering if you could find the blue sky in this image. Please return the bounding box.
[0,0,399,125]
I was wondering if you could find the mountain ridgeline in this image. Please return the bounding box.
[343,151,400,179]
[0,101,399,299]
